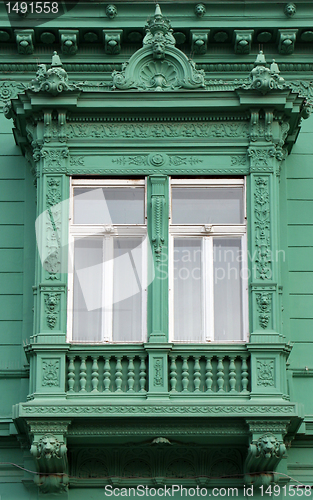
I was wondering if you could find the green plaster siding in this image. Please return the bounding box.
[0,1,313,496]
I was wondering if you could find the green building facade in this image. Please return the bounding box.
[0,1,313,498]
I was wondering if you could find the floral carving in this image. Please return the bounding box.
[257,359,275,387]
[42,148,68,168]
[154,358,163,386]
[44,293,60,329]
[65,121,249,140]
[43,178,63,280]
[42,360,60,387]
[151,195,165,261]
[0,81,26,101]
[256,292,272,329]
[254,177,272,280]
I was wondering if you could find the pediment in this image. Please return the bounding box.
[112,4,205,91]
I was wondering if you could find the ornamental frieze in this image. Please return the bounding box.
[62,121,250,140]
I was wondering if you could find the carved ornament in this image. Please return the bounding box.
[256,292,272,329]
[234,30,254,55]
[242,51,285,95]
[42,359,60,386]
[15,29,34,55]
[22,404,296,415]
[112,4,205,91]
[29,52,78,95]
[60,30,79,55]
[0,81,26,101]
[278,29,297,55]
[253,176,272,280]
[44,293,60,329]
[30,433,68,493]
[104,30,123,55]
[257,359,275,387]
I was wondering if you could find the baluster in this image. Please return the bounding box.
[241,356,249,393]
[67,355,75,393]
[139,356,146,393]
[170,355,178,392]
[229,357,236,393]
[103,357,111,393]
[115,357,123,392]
[193,357,201,392]
[127,357,135,393]
[91,357,99,393]
[79,357,87,393]
[205,357,213,392]
[182,357,189,392]
[217,357,225,392]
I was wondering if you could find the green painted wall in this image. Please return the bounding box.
[0,1,313,497]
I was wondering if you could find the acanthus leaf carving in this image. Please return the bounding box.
[257,359,275,387]
[253,177,272,280]
[42,359,60,387]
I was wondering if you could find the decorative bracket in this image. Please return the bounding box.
[60,30,79,55]
[233,30,254,54]
[190,30,210,55]
[103,30,123,55]
[28,420,71,494]
[15,29,34,55]
[277,29,298,55]
[244,420,288,487]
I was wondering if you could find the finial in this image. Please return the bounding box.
[254,50,267,66]
[270,59,280,74]
[51,51,63,68]
[154,3,162,17]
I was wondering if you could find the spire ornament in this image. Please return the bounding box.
[242,51,285,94]
[29,51,78,95]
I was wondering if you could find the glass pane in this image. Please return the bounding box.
[174,238,203,341]
[113,238,143,342]
[172,187,244,224]
[213,238,243,341]
[73,238,103,342]
[74,187,145,224]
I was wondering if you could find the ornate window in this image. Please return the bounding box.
[68,178,248,343]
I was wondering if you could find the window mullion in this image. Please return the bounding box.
[204,237,214,342]
[102,235,114,342]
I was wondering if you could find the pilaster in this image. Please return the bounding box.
[147,175,169,344]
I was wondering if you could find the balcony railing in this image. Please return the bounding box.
[65,345,250,396]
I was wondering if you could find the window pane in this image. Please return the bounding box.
[74,187,145,224]
[213,238,243,341]
[172,187,243,224]
[73,238,103,342]
[174,239,203,341]
[113,238,143,342]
